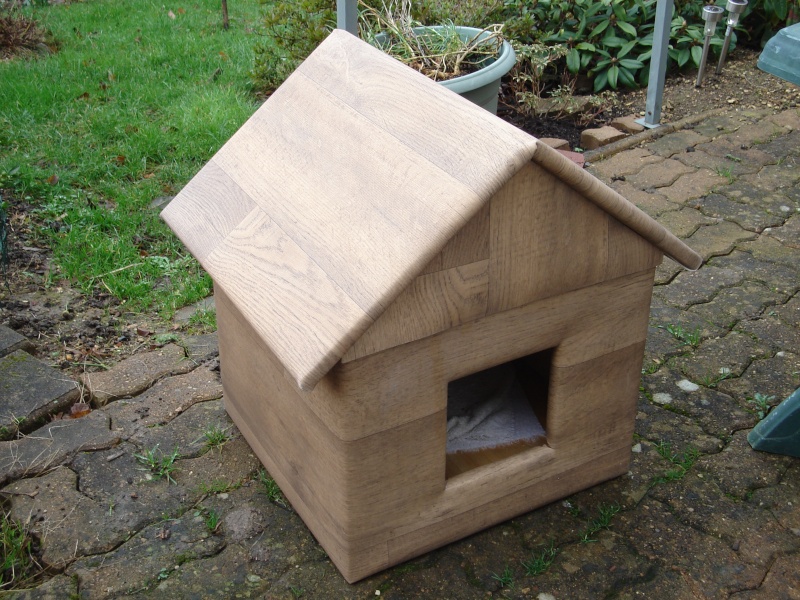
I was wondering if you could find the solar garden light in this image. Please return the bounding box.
[696,5,725,87]
[716,0,749,74]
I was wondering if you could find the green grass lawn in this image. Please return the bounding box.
[0,0,262,315]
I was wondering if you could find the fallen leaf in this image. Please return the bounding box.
[76,91,90,101]
[168,9,176,19]
[136,327,152,336]
[46,174,59,185]
[114,155,126,165]
[177,7,185,14]
[219,51,228,61]
[69,402,91,419]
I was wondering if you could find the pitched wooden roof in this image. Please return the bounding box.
[162,30,700,392]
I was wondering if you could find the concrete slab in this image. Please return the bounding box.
[0,350,79,440]
[81,343,193,407]
[0,325,34,358]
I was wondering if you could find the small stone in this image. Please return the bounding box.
[653,392,673,405]
[677,380,699,392]
[632,443,642,453]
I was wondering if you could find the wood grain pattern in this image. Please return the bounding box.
[213,74,482,321]
[300,269,655,442]
[298,30,539,200]
[606,216,663,280]
[488,161,609,313]
[422,204,490,275]
[531,142,702,270]
[547,342,645,449]
[160,161,256,265]
[342,260,489,362]
[217,271,652,581]
[206,208,372,391]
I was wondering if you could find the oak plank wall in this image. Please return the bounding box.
[163,30,703,583]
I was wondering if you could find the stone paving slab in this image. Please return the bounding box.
[80,343,193,407]
[0,410,119,485]
[0,324,34,358]
[0,350,80,440]
[646,128,710,157]
[5,107,800,598]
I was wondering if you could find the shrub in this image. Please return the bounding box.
[739,0,800,47]
[0,8,48,59]
[251,0,336,95]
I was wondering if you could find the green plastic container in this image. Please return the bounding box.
[748,387,800,458]
[757,23,800,87]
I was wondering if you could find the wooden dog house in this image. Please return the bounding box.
[162,30,701,582]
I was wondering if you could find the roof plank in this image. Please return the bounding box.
[205,207,373,391]
[213,69,484,319]
[298,30,538,201]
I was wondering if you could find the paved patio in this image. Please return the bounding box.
[1,106,799,599]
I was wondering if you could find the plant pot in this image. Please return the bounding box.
[373,25,516,115]
[436,26,516,114]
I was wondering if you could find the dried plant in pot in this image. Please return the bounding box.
[359,0,516,113]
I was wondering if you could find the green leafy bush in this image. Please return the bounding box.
[251,0,336,94]
[499,0,719,92]
[739,0,799,46]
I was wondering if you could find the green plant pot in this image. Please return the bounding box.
[373,25,516,115]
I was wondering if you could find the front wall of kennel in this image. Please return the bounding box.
[162,30,701,583]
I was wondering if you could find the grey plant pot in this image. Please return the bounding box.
[436,26,516,114]
[373,25,517,115]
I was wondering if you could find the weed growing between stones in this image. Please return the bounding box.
[201,424,230,452]
[197,479,240,496]
[490,565,514,589]
[659,323,702,348]
[652,441,700,485]
[0,508,38,589]
[258,469,288,508]
[699,367,734,388]
[521,540,558,576]
[134,445,180,484]
[199,508,220,533]
[187,308,217,334]
[579,503,621,543]
[746,392,776,420]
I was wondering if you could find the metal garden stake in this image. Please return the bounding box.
[337,0,358,35]
[716,0,749,74]
[696,5,725,87]
[637,0,674,128]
